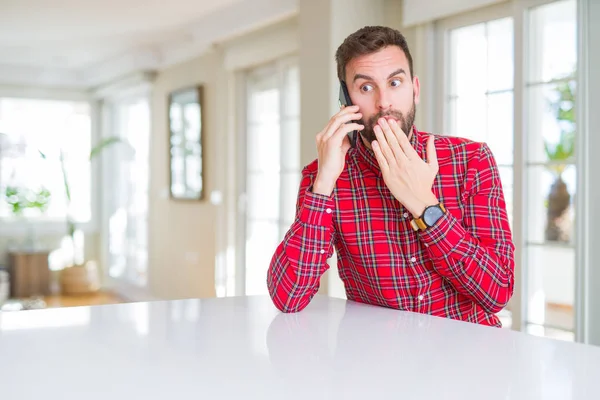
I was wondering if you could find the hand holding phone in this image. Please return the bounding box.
[312,89,363,196]
[338,80,358,148]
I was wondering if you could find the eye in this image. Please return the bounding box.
[390,79,402,87]
[360,84,374,92]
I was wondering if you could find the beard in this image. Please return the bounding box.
[359,100,416,144]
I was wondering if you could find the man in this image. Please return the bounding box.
[267,26,515,327]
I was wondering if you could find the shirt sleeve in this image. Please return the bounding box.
[267,166,336,313]
[418,142,515,314]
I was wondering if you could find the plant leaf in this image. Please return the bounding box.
[89,136,123,160]
[60,150,71,203]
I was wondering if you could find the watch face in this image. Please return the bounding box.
[423,205,444,227]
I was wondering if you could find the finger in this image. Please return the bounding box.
[371,140,389,172]
[378,118,408,163]
[322,111,363,141]
[334,104,361,123]
[317,106,359,140]
[426,134,438,167]
[330,122,364,144]
[373,125,397,165]
[339,104,359,113]
[389,119,419,160]
[331,105,361,125]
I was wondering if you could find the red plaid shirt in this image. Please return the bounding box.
[267,127,515,326]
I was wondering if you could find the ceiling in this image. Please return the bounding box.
[0,0,297,88]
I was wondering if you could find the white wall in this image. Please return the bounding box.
[148,50,220,300]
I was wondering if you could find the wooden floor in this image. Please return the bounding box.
[43,291,124,308]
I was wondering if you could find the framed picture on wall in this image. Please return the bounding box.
[168,85,204,200]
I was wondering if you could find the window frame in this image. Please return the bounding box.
[235,55,300,297]
[97,80,153,299]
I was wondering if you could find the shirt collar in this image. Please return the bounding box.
[355,125,423,176]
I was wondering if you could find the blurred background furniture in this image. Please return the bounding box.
[8,250,50,297]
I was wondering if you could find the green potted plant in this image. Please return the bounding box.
[1,132,52,249]
[4,186,51,216]
[4,185,51,250]
[544,77,575,242]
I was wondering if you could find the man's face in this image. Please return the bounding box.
[345,45,420,144]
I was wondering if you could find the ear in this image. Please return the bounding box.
[412,75,421,105]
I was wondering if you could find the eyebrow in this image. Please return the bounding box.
[352,68,407,83]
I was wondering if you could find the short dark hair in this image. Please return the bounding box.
[335,26,414,82]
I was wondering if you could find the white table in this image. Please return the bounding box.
[0,295,599,399]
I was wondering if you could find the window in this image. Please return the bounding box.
[443,15,515,328]
[241,58,300,296]
[0,98,91,222]
[524,0,577,341]
[446,17,514,226]
[439,0,578,340]
[103,98,150,287]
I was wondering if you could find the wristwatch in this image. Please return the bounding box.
[410,203,446,231]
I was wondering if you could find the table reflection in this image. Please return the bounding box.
[265,299,594,399]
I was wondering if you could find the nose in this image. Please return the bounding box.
[376,89,392,111]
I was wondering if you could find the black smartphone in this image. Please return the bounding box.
[338,80,357,148]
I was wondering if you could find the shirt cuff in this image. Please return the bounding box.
[299,188,335,227]
[418,211,468,259]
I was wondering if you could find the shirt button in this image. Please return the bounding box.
[325,208,332,214]
[410,257,416,262]
[403,212,409,218]
[418,295,424,301]
[320,249,325,254]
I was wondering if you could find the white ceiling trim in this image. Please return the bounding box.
[91,71,156,101]
[402,0,507,27]
[157,0,298,70]
[82,47,161,88]
[190,0,297,44]
[0,84,91,102]
[0,64,85,88]
[222,20,298,71]
[0,0,298,90]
